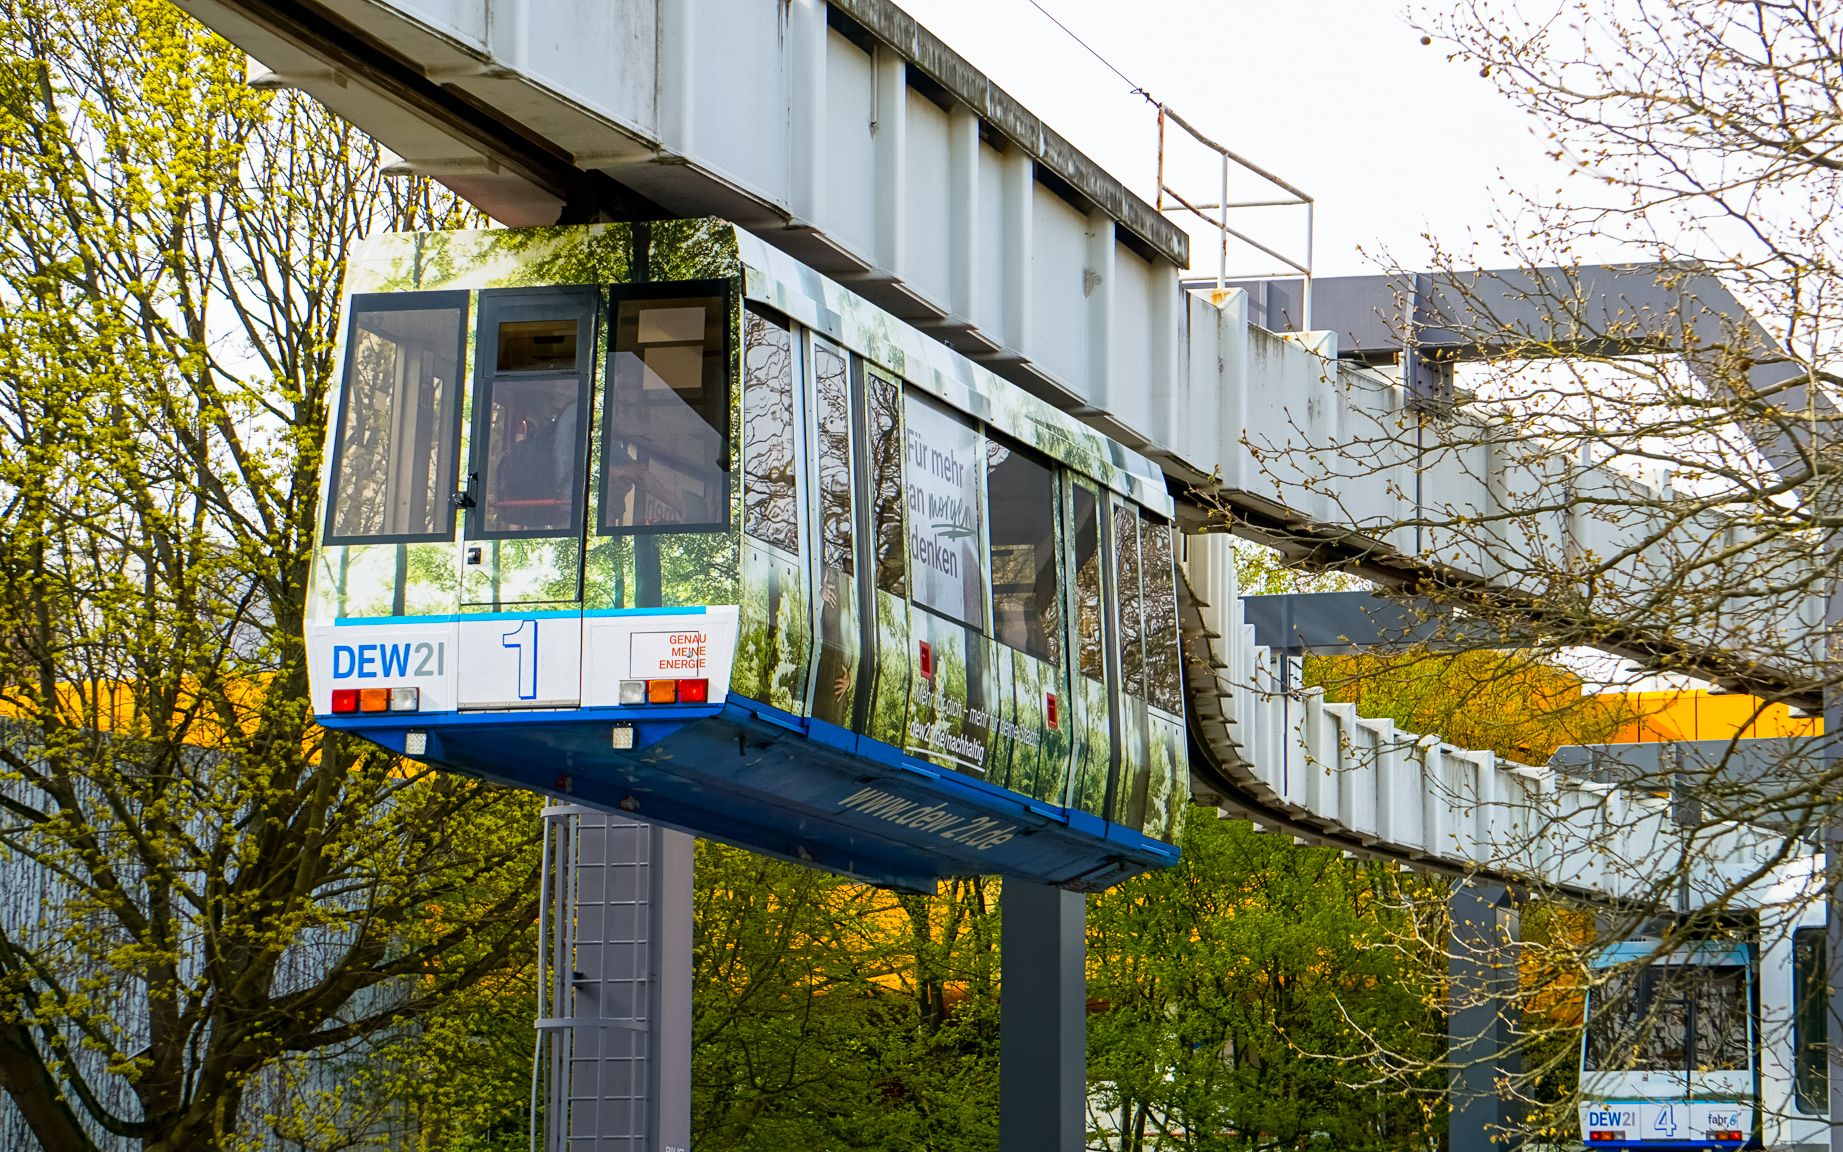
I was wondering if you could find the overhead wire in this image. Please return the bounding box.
[1021,0,1160,107]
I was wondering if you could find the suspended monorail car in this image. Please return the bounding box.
[305,220,1188,892]
[1580,888,1833,1151]
[1581,939,1758,1150]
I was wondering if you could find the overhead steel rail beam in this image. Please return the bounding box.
[1300,264,1836,478]
[178,0,1828,711]
[1549,737,1829,838]
[179,0,1189,341]
[1217,265,1835,712]
[1239,589,1530,659]
[1180,533,1802,910]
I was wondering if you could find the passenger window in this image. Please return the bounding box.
[865,368,906,596]
[741,307,798,550]
[325,293,467,543]
[603,290,729,532]
[903,391,984,629]
[1070,485,1104,681]
[1113,502,1145,698]
[1691,965,1750,1071]
[1584,968,1646,1071]
[472,290,596,538]
[1139,515,1182,713]
[1796,929,1828,1112]
[1586,962,1748,1073]
[813,341,852,571]
[986,437,1060,663]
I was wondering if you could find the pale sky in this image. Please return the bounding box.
[899,0,1592,279]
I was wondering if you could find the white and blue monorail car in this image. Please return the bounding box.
[1581,883,1833,1152]
[305,220,1188,892]
[1581,939,1758,1151]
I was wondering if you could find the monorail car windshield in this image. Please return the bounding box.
[1580,940,1756,1151]
[306,221,1188,892]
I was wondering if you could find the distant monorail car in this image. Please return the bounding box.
[306,220,1187,891]
[1580,890,1835,1152]
[1581,940,1757,1151]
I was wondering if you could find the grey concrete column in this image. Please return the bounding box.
[538,809,693,1152]
[1827,813,1842,1152]
[1000,880,1087,1152]
[1449,882,1521,1152]
[1825,569,1842,1152]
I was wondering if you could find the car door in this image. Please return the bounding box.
[456,287,598,709]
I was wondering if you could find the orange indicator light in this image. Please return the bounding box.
[647,679,678,704]
[358,687,390,713]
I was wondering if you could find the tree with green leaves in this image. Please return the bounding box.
[1087,814,1448,1152]
[691,840,1002,1152]
[0,2,539,1148]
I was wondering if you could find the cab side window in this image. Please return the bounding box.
[602,288,729,532]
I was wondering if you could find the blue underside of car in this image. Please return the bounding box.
[323,694,1181,893]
